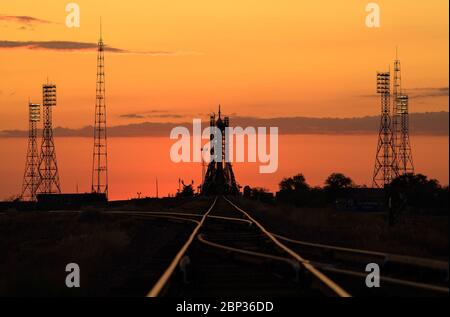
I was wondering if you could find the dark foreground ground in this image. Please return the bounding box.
[0,196,447,296]
[0,198,212,296]
[232,197,449,260]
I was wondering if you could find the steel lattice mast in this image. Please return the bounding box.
[372,72,396,188]
[395,95,414,174]
[391,50,401,176]
[91,21,108,197]
[21,102,41,201]
[37,83,61,194]
[392,51,414,175]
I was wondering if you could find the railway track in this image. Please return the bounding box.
[271,233,449,296]
[224,197,449,297]
[146,196,350,297]
[51,200,449,297]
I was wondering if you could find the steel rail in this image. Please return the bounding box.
[224,196,351,297]
[109,211,251,224]
[108,211,203,218]
[199,231,448,295]
[208,215,253,225]
[130,214,200,225]
[146,197,218,297]
[197,233,294,264]
[124,210,446,272]
[141,211,448,294]
[317,265,449,294]
[272,233,449,271]
[120,211,251,225]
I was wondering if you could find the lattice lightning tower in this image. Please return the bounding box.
[37,83,61,194]
[21,102,41,201]
[91,21,109,197]
[372,72,396,188]
[392,50,414,175]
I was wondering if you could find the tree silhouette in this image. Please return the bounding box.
[324,173,354,202]
[389,173,446,212]
[324,173,354,190]
[279,174,309,191]
[277,174,311,206]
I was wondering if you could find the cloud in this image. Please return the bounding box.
[0,40,199,55]
[120,110,185,119]
[1,112,447,137]
[0,40,120,52]
[120,113,146,119]
[405,87,449,99]
[149,114,185,118]
[0,15,56,25]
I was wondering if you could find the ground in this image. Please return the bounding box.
[0,196,447,296]
[0,198,212,296]
[232,197,449,260]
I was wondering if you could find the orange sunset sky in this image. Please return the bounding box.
[0,0,448,131]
